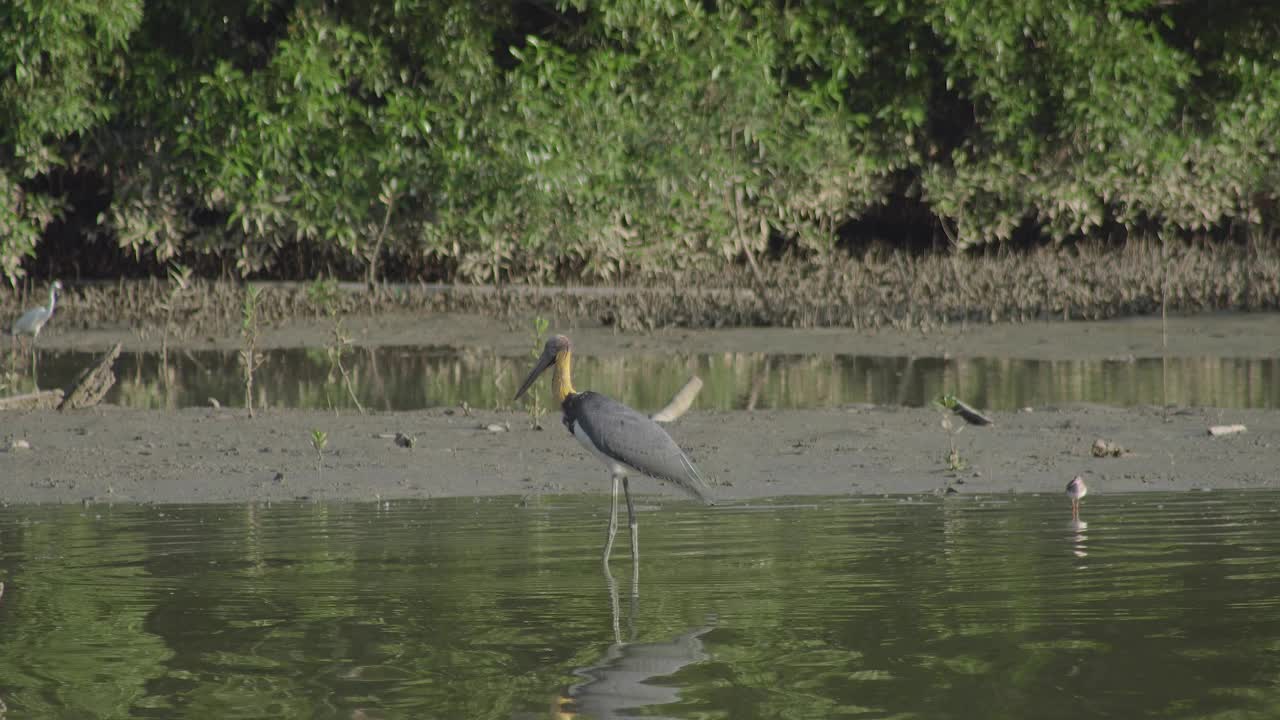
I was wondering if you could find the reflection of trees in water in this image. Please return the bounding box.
[3,496,1280,716]
[24,348,1280,411]
[0,506,173,716]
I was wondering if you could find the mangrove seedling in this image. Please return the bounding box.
[307,276,364,414]
[935,394,968,472]
[524,315,550,429]
[159,263,193,394]
[310,429,328,477]
[326,319,365,415]
[239,285,265,417]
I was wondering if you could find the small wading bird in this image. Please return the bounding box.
[9,280,63,369]
[515,335,713,565]
[1066,475,1088,520]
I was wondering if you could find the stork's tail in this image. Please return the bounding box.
[676,452,716,506]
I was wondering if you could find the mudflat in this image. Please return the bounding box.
[2,311,1275,504]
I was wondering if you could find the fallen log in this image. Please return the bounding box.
[59,342,122,411]
[0,389,64,411]
[951,398,994,426]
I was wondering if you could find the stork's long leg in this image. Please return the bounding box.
[603,472,620,565]
[623,476,638,564]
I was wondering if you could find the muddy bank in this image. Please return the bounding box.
[0,403,1271,505]
[4,305,1280,505]
[24,307,1280,362]
[8,240,1280,338]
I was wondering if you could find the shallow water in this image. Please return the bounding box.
[16,347,1280,411]
[0,492,1277,718]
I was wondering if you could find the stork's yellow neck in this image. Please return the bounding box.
[552,350,576,404]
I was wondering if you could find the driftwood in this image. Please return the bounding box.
[652,376,704,423]
[951,398,994,426]
[59,342,121,411]
[0,389,64,411]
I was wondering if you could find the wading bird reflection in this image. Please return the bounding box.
[514,335,713,565]
[543,561,713,720]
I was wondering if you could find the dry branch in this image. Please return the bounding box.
[652,376,704,423]
[0,389,64,411]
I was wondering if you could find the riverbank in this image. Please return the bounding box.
[0,402,1269,505]
[18,305,1280,361]
[4,302,1279,505]
[7,240,1280,339]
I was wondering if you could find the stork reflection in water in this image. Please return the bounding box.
[514,335,713,565]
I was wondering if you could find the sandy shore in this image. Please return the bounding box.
[2,312,1277,504]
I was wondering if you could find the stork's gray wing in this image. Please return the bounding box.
[567,392,713,504]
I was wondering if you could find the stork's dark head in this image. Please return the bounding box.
[542,334,572,356]
[514,334,573,400]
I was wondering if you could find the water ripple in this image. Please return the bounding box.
[0,492,1278,718]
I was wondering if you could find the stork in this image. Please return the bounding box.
[515,335,713,565]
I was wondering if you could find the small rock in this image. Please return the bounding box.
[394,432,416,448]
[1091,438,1125,458]
[9,438,31,451]
[1208,424,1246,437]
[485,423,510,433]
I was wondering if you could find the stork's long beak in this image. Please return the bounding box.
[514,348,556,400]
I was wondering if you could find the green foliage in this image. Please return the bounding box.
[0,0,142,284]
[480,1,918,279]
[305,276,341,318]
[921,1,1280,247]
[4,0,1280,283]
